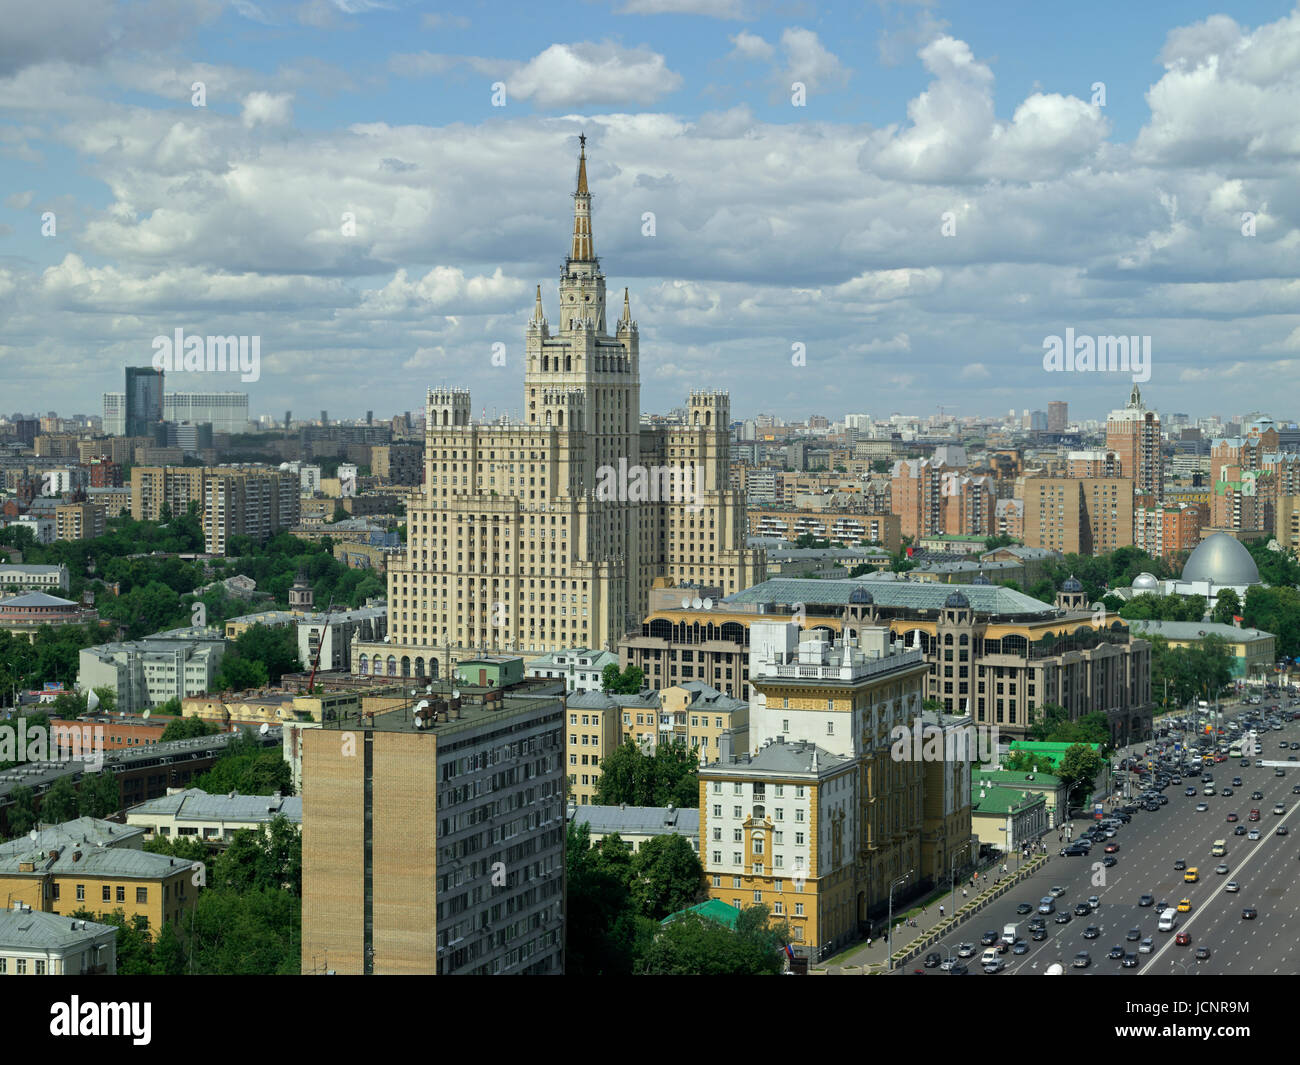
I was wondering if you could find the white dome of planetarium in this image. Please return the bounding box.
[1179,533,1261,587]
[1132,572,1160,593]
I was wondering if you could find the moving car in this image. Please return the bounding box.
[1242,907,1258,920]
[1122,953,1139,967]
[1174,858,1186,870]
[957,943,976,958]
[1184,867,1199,883]
[1107,945,1124,959]
[1249,829,1262,840]
[1126,927,1141,941]
[1138,894,1154,907]
[1195,946,1211,960]
[1215,863,1230,874]
[1082,925,1099,939]
[1277,825,1289,836]
[1038,897,1056,914]
[1049,886,1066,898]
[1138,936,1154,953]
[1225,880,1240,893]
[1175,931,1191,946]
[924,952,942,968]
[1012,940,1029,955]
[1016,903,1034,915]
[1054,912,1072,924]
[1196,802,1209,812]
[1274,803,1286,815]
[1177,898,1192,913]
[1072,951,1091,968]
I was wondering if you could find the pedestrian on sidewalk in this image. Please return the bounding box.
[939,905,945,917]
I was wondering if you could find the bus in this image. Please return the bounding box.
[1229,741,1243,758]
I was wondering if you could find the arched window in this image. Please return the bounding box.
[359,654,368,674]
[415,657,425,677]
[387,656,397,677]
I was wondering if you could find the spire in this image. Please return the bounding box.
[570,134,594,262]
[621,287,630,324]
[533,284,543,322]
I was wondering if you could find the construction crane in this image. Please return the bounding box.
[303,597,335,693]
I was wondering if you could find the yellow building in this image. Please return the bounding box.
[700,735,856,955]
[566,690,643,805]
[700,616,934,961]
[657,682,749,762]
[54,502,106,542]
[0,818,200,933]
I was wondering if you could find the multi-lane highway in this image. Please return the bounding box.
[905,694,1300,975]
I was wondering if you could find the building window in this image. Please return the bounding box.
[795,903,804,917]
[102,886,111,902]
[76,885,85,901]
[136,887,147,904]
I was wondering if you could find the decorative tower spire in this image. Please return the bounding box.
[570,134,595,262]
[621,287,630,324]
[533,284,544,322]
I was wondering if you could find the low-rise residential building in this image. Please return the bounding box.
[125,788,302,845]
[0,817,200,931]
[0,564,68,594]
[77,628,227,713]
[0,903,118,975]
[525,647,617,693]
[298,605,387,674]
[567,803,700,854]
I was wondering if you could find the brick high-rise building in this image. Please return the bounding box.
[1047,402,1068,434]
[1105,384,1161,501]
[891,447,994,540]
[54,501,106,542]
[1020,476,1134,554]
[300,679,566,974]
[354,141,763,675]
[130,465,299,554]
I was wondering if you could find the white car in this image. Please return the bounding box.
[1248,829,1261,840]
[1196,803,1209,812]
[1138,937,1155,953]
[1225,881,1240,893]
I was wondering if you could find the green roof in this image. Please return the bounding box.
[662,899,741,930]
[975,769,1061,788]
[1009,741,1103,756]
[971,784,1045,816]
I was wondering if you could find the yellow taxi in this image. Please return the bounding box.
[1184,867,1199,883]
[1177,898,1193,913]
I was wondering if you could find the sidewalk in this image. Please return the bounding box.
[819,854,1050,973]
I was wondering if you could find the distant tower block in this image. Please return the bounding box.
[289,571,315,612]
[689,390,729,429]
[428,387,471,428]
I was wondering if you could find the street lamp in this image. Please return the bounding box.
[886,872,911,973]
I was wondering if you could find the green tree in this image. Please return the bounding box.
[637,904,788,975]
[76,770,123,818]
[630,833,704,920]
[160,716,220,742]
[1056,743,1104,806]
[1212,588,1242,627]
[42,775,80,823]
[565,821,643,976]
[6,785,37,837]
[601,664,645,694]
[72,908,155,975]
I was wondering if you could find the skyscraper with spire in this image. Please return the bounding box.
[354,139,764,675]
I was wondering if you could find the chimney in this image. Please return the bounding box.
[719,729,734,764]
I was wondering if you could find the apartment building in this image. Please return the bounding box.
[54,501,106,542]
[1105,384,1162,500]
[78,628,227,713]
[0,904,118,975]
[300,678,566,974]
[1020,476,1134,554]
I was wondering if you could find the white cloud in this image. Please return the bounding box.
[508,42,682,108]
[241,91,294,129]
[778,28,849,94]
[728,31,773,61]
[617,0,744,16]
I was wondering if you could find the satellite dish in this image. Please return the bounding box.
[425,685,433,694]
[142,710,151,720]
[259,723,269,735]
[86,690,100,713]
[28,829,37,841]
[680,598,691,609]
[415,700,429,713]
[691,597,702,610]
[452,689,461,700]
[702,598,713,610]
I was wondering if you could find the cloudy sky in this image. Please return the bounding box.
[2,0,1299,425]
